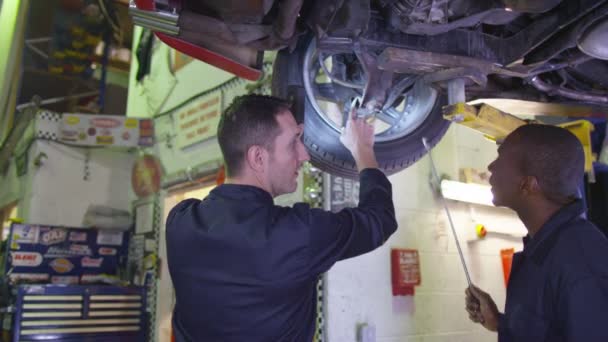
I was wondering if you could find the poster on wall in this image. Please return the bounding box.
[59,114,154,147]
[330,176,360,212]
[6,224,128,285]
[171,50,194,73]
[175,93,222,148]
[132,155,163,199]
[135,202,155,234]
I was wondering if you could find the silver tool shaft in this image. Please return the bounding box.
[422,137,472,286]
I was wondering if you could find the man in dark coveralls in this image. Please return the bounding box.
[465,124,608,341]
[166,95,398,341]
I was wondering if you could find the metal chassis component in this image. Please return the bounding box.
[317,0,608,68]
[129,1,180,36]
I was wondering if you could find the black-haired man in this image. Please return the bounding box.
[465,124,608,341]
[167,95,398,341]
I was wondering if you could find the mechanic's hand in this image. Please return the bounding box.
[340,106,378,170]
[465,284,500,332]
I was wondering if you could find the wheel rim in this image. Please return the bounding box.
[302,39,438,143]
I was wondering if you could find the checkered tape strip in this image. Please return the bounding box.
[35,111,61,141]
[303,167,325,342]
[147,196,161,342]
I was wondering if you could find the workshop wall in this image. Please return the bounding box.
[0,0,29,141]
[0,162,23,211]
[126,28,235,120]
[21,140,134,228]
[325,125,526,342]
[1,122,39,219]
[126,27,274,176]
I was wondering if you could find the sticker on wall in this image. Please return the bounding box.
[11,252,43,267]
[81,257,103,268]
[138,119,154,146]
[69,231,87,242]
[144,239,156,252]
[51,276,79,285]
[132,154,162,198]
[97,231,124,246]
[81,274,121,285]
[329,176,360,212]
[45,245,92,258]
[99,247,117,256]
[41,228,67,245]
[49,258,74,274]
[59,114,154,147]
[96,135,114,145]
[70,244,93,255]
[170,50,194,73]
[9,273,49,283]
[61,129,79,142]
[12,224,40,244]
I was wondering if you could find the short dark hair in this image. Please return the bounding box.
[217,95,291,177]
[510,124,585,204]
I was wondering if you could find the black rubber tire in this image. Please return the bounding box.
[272,36,450,179]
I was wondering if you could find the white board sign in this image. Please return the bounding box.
[175,93,222,148]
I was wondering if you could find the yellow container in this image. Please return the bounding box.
[557,120,595,172]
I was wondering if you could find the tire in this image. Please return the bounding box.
[272,35,450,179]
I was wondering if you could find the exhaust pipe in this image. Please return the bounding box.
[529,76,608,104]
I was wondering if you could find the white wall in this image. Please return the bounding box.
[22,140,134,227]
[325,125,527,342]
[126,26,235,119]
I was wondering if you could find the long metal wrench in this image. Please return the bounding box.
[422,137,472,287]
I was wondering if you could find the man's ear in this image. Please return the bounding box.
[245,145,267,172]
[520,176,541,195]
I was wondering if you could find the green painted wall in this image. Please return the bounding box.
[126,26,236,119]
[0,0,29,141]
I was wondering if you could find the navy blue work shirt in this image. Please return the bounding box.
[166,168,397,342]
[499,199,608,342]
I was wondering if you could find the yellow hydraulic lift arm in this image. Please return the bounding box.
[442,102,596,173]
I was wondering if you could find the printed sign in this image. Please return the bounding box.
[59,114,154,147]
[175,93,222,148]
[69,232,87,242]
[9,273,49,283]
[6,224,129,284]
[11,252,43,267]
[97,231,124,246]
[51,276,79,285]
[50,258,75,273]
[330,176,360,212]
[82,257,103,268]
[12,225,40,244]
[391,249,421,287]
[99,247,117,256]
[70,244,93,255]
[45,245,92,258]
[41,229,67,245]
